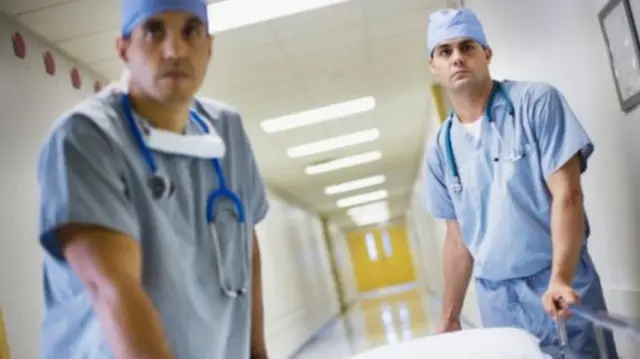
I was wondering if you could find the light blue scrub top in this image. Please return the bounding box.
[422,81,593,281]
[37,91,269,359]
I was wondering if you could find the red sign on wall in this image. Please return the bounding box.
[70,67,82,89]
[43,51,56,76]
[11,32,26,59]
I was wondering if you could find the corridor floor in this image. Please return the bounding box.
[292,285,439,359]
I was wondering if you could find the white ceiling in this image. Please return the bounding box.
[0,0,448,229]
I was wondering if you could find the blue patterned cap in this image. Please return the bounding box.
[121,0,209,36]
[427,8,488,55]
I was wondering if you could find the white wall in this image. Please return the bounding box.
[406,103,444,295]
[326,221,358,306]
[406,110,481,327]
[0,14,340,359]
[257,192,341,359]
[408,0,640,356]
[0,14,102,359]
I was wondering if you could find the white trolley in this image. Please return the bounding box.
[350,305,640,359]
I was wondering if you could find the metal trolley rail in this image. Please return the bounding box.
[556,304,640,358]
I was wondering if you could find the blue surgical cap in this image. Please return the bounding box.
[121,0,209,37]
[427,8,488,56]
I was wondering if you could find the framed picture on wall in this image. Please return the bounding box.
[598,0,640,113]
[627,0,640,53]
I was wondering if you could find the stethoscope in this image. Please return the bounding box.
[445,81,526,193]
[121,94,250,298]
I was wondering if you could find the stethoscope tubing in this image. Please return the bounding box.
[120,94,249,297]
[444,81,517,192]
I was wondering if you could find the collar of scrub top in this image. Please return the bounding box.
[444,80,518,193]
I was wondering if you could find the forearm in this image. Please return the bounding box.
[92,277,174,359]
[441,232,473,321]
[250,234,268,359]
[550,193,585,283]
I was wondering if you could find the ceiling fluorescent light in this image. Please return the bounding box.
[348,201,390,226]
[208,0,350,33]
[352,213,389,225]
[325,175,386,195]
[337,190,388,208]
[352,213,390,227]
[352,215,389,226]
[260,97,375,134]
[349,208,390,223]
[287,129,380,158]
[305,151,382,175]
[347,201,389,216]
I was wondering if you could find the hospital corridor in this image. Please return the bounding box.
[2,0,640,358]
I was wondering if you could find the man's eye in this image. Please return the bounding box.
[144,23,165,38]
[184,26,202,38]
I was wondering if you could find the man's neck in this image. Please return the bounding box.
[128,88,191,133]
[448,79,494,124]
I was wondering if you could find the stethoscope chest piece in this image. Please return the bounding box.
[493,148,526,162]
[225,288,247,298]
[452,181,462,193]
[148,175,174,199]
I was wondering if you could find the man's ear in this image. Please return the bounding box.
[116,36,129,63]
[208,34,214,58]
[428,57,436,76]
[484,47,493,62]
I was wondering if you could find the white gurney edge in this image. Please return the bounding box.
[350,327,551,359]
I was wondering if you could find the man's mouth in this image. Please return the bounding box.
[162,70,190,79]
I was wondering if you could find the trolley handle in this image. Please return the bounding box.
[557,303,640,341]
[554,301,640,358]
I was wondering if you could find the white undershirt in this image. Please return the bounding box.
[461,118,483,139]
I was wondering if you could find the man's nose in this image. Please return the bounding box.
[162,33,188,59]
[450,49,466,66]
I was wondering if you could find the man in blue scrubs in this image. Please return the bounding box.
[37,1,269,358]
[422,8,618,358]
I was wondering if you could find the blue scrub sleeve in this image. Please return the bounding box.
[232,113,269,226]
[37,117,141,261]
[531,85,594,179]
[421,139,457,220]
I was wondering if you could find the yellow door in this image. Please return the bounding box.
[347,224,417,293]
